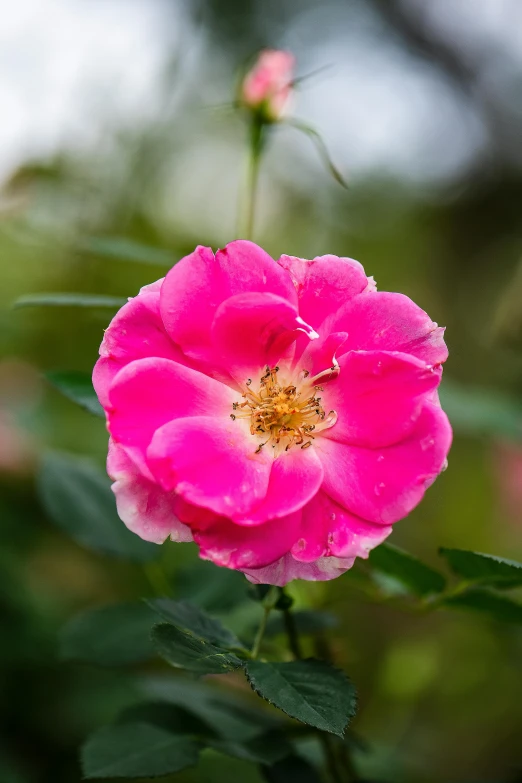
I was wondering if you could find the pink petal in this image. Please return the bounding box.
[160,241,296,364]
[321,350,442,448]
[327,291,448,366]
[278,253,369,329]
[107,358,236,477]
[290,491,391,562]
[245,446,324,523]
[244,553,355,586]
[147,416,272,519]
[193,512,302,571]
[297,331,348,377]
[317,402,452,525]
[140,278,165,294]
[211,292,318,383]
[107,438,192,544]
[216,241,297,305]
[93,291,190,408]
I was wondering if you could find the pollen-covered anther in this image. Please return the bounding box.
[231,365,337,454]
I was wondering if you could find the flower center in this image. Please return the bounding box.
[231,365,338,454]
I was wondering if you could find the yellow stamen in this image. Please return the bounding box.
[231,365,337,454]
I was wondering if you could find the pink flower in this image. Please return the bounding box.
[241,49,295,121]
[93,241,451,585]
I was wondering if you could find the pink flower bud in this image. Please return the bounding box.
[241,49,295,121]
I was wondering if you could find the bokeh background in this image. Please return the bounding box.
[1,1,522,781]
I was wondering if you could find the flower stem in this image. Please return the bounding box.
[281,589,359,783]
[283,605,302,660]
[251,604,271,659]
[241,117,265,241]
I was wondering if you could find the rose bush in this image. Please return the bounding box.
[93,241,451,585]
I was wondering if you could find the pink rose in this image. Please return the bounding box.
[93,241,451,585]
[241,49,295,121]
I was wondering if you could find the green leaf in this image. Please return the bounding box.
[78,235,175,266]
[439,548,522,589]
[262,756,323,783]
[13,293,127,309]
[245,659,356,738]
[176,559,249,612]
[139,676,282,741]
[265,610,338,638]
[149,598,244,650]
[439,380,522,442]
[151,623,244,675]
[209,731,292,765]
[118,701,216,738]
[81,722,200,779]
[60,603,156,666]
[442,589,522,625]
[368,543,446,597]
[46,370,104,417]
[37,451,158,561]
[286,118,348,188]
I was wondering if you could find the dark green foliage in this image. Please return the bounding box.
[81,722,200,778]
[77,235,175,267]
[46,370,104,417]
[150,623,244,674]
[139,676,282,741]
[60,603,156,666]
[368,543,446,596]
[442,589,522,624]
[208,731,292,765]
[261,756,323,783]
[265,610,338,638]
[13,293,127,309]
[439,549,522,588]
[245,659,357,738]
[37,452,158,561]
[148,598,244,649]
[117,701,217,738]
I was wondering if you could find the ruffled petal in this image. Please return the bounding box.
[147,416,272,519]
[321,350,442,448]
[216,241,297,305]
[93,291,190,408]
[326,291,448,366]
[317,402,452,525]
[297,331,348,377]
[193,512,302,571]
[107,438,192,544]
[160,241,297,364]
[107,358,236,477]
[290,491,391,562]
[245,446,324,523]
[278,253,369,329]
[243,553,355,586]
[211,292,318,383]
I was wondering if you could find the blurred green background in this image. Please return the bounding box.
[1,0,522,781]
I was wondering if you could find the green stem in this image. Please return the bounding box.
[282,593,358,782]
[251,605,271,659]
[320,733,345,783]
[283,606,302,660]
[241,117,264,240]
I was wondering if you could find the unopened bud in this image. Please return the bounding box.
[241,49,295,122]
